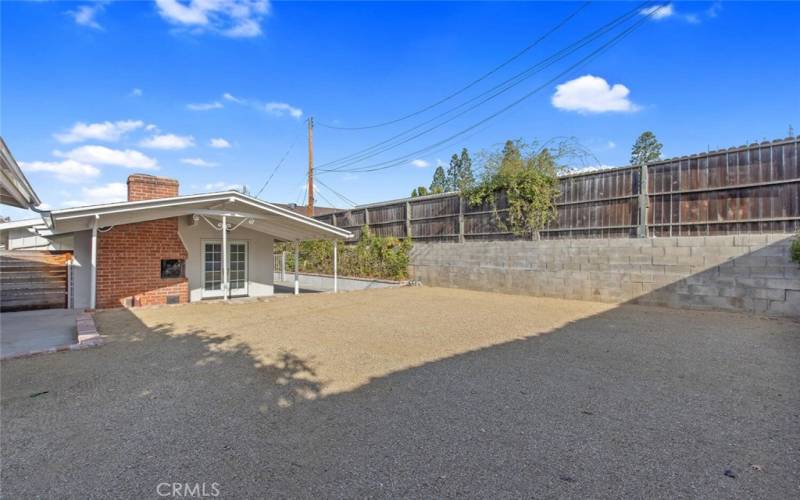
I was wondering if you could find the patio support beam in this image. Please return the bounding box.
[293,240,300,295]
[333,240,338,293]
[89,216,98,309]
[222,215,228,301]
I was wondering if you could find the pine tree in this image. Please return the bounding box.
[430,166,447,193]
[446,154,461,191]
[411,188,418,197]
[499,140,522,175]
[412,186,428,197]
[458,148,475,191]
[630,131,663,165]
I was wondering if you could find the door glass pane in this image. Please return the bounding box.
[204,243,222,291]
[229,243,246,290]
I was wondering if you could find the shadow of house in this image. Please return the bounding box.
[1,296,798,498]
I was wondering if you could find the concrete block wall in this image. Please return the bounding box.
[409,234,799,318]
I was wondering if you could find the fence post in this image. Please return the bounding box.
[281,251,286,281]
[405,201,412,238]
[638,162,649,238]
[458,195,465,243]
[364,208,370,227]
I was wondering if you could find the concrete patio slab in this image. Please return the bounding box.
[0,309,77,359]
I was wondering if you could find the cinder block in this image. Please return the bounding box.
[651,238,678,247]
[677,236,707,247]
[749,288,787,301]
[703,236,735,246]
[734,234,769,247]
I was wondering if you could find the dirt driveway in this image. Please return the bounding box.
[2,287,798,498]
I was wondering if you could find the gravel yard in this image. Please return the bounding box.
[2,287,798,498]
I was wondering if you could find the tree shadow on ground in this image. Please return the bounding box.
[1,297,798,498]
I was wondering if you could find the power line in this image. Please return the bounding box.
[316,1,650,172]
[315,1,592,131]
[316,178,358,207]
[255,123,305,198]
[321,11,654,175]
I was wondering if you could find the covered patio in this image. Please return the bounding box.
[28,177,353,309]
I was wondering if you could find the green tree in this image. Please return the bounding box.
[411,185,429,197]
[430,166,447,193]
[630,131,663,165]
[446,154,461,191]
[465,138,592,238]
[457,148,475,191]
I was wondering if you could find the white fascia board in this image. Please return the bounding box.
[0,217,45,230]
[50,191,352,240]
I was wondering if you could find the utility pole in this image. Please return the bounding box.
[306,116,314,216]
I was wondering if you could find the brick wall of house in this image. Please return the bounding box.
[96,218,189,309]
[127,174,179,202]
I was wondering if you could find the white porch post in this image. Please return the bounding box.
[222,215,228,301]
[89,217,98,309]
[281,251,286,281]
[333,240,338,293]
[293,240,300,295]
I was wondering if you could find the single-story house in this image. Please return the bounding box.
[1,174,351,310]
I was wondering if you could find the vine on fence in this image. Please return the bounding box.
[276,226,412,281]
[465,138,592,238]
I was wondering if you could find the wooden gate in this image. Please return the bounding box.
[0,251,72,312]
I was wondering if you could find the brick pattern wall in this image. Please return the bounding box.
[127,174,179,202]
[96,218,188,309]
[410,234,800,318]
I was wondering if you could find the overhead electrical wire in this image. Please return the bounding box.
[319,9,655,175]
[255,123,305,198]
[316,178,358,207]
[314,1,592,131]
[316,1,651,172]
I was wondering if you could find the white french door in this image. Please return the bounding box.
[202,240,248,298]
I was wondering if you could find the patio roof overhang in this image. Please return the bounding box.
[46,191,352,242]
[0,137,42,209]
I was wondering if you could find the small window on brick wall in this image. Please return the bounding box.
[161,259,185,279]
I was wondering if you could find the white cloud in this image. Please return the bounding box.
[54,120,144,143]
[154,0,271,39]
[641,3,714,24]
[410,159,430,168]
[264,102,303,119]
[69,2,106,30]
[222,92,243,104]
[552,75,639,114]
[181,157,218,167]
[130,88,143,97]
[64,182,128,207]
[145,124,159,132]
[139,133,195,150]
[223,92,302,119]
[640,4,674,20]
[20,160,100,183]
[209,138,232,148]
[55,145,158,169]
[187,101,223,111]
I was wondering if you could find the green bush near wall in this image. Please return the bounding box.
[791,234,800,265]
[276,226,412,281]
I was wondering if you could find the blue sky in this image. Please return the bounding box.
[2,1,798,220]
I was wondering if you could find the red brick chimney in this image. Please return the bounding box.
[127,174,179,202]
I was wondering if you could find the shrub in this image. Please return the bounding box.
[791,234,800,265]
[277,226,412,281]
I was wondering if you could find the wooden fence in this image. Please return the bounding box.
[0,251,72,311]
[316,137,800,241]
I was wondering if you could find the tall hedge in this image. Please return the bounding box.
[276,226,412,281]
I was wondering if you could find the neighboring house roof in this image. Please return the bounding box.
[274,203,341,217]
[0,137,41,209]
[0,217,46,231]
[37,191,351,242]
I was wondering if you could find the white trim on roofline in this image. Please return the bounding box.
[49,191,352,239]
[0,217,46,231]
